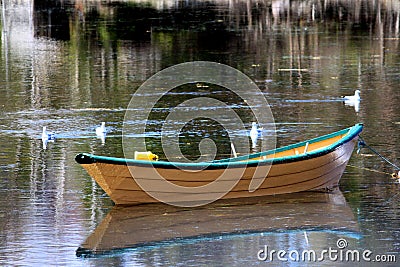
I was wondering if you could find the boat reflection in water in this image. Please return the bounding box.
[77,190,359,258]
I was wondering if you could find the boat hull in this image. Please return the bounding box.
[77,124,362,205]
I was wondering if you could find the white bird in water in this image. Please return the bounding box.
[96,122,106,136]
[96,122,107,144]
[250,122,263,148]
[343,90,361,112]
[42,126,55,149]
[343,90,361,102]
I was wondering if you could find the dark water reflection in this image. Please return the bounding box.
[77,191,360,262]
[1,0,400,265]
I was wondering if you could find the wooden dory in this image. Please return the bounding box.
[75,123,363,205]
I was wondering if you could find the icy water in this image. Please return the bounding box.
[1,0,400,266]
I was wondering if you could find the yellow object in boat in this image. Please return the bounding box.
[134,151,159,161]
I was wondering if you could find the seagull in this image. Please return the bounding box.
[250,122,263,148]
[42,126,55,149]
[343,90,361,102]
[343,90,361,112]
[96,122,107,144]
[250,122,263,137]
[96,122,106,136]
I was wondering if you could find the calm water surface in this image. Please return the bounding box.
[1,0,400,266]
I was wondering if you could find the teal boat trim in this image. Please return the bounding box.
[75,123,363,170]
